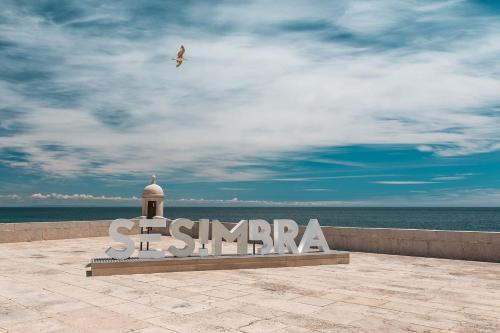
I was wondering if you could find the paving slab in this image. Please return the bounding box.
[0,235,499,333]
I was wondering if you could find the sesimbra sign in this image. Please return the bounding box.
[105,218,330,260]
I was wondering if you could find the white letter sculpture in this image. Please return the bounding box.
[106,219,135,259]
[139,219,166,259]
[298,219,330,253]
[168,218,195,258]
[212,220,248,256]
[273,219,299,254]
[249,219,273,255]
[198,219,210,257]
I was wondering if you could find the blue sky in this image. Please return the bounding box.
[1,0,500,206]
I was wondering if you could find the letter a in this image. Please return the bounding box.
[298,219,330,253]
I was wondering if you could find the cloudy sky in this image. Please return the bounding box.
[1,0,500,206]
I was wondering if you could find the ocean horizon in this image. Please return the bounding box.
[1,206,499,232]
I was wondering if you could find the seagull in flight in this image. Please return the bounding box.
[173,45,186,68]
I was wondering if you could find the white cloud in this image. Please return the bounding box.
[31,193,139,201]
[31,193,48,199]
[417,145,434,152]
[170,197,353,207]
[0,1,499,181]
[372,181,437,185]
[0,194,21,199]
[431,176,465,181]
[310,159,366,167]
[274,174,401,182]
[304,188,333,191]
[336,0,410,35]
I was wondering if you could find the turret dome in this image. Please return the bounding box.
[142,175,164,198]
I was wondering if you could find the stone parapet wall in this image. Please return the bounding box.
[174,222,500,263]
[1,220,499,262]
[324,227,500,263]
[0,220,139,243]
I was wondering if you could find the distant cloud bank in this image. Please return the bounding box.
[31,193,139,201]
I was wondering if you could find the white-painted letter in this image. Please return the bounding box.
[198,219,210,257]
[249,219,273,255]
[138,219,166,259]
[168,218,195,258]
[298,219,330,253]
[273,219,299,254]
[105,219,135,260]
[212,220,248,256]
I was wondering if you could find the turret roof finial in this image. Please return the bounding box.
[151,175,157,184]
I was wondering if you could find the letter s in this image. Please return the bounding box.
[105,219,135,260]
[168,218,195,257]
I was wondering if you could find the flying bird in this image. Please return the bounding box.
[173,45,186,68]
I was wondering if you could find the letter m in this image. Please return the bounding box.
[211,220,248,256]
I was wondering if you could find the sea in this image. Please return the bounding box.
[1,207,499,232]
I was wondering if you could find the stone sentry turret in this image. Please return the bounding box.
[141,175,164,219]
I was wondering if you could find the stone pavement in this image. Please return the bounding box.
[0,236,499,333]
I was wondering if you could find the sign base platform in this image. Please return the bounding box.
[87,251,350,276]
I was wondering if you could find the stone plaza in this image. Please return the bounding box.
[0,235,499,333]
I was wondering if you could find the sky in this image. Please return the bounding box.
[1,0,500,207]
